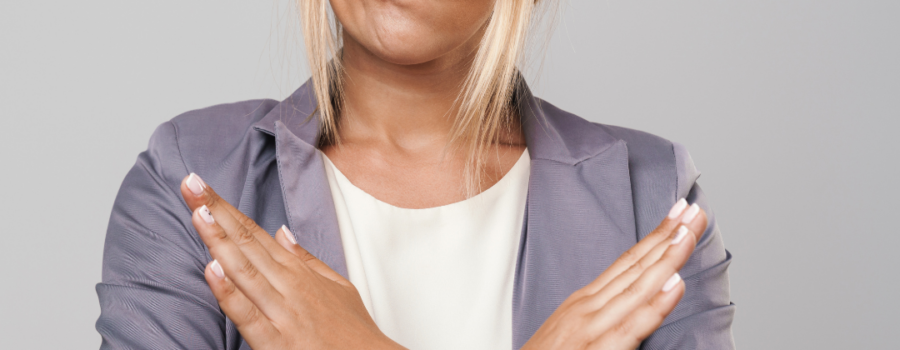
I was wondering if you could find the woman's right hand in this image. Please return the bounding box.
[521,199,707,350]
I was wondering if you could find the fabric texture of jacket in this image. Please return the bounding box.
[96,80,735,349]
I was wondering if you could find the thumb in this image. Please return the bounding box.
[276,225,351,286]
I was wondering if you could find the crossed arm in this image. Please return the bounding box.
[179,173,708,349]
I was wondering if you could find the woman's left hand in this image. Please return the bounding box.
[180,173,404,350]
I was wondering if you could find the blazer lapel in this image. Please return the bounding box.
[253,80,638,348]
[512,86,637,348]
[252,82,349,279]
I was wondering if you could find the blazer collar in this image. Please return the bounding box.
[251,80,348,278]
[252,80,320,142]
[252,79,621,166]
[516,82,620,165]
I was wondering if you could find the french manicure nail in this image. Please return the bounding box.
[199,205,215,224]
[210,259,225,279]
[662,273,681,292]
[667,198,688,219]
[671,225,689,245]
[282,225,297,245]
[681,203,700,224]
[186,173,206,196]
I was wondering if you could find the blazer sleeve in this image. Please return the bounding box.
[640,142,736,350]
[95,122,229,349]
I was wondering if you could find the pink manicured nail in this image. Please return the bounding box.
[282,225,297,245]
[186,173,206,196]
[662,273,681,292]
[667,198,688,219]
[210,259,225,279]
[671,226,690,245]
[199,205,215,224]
[681,203,700,224]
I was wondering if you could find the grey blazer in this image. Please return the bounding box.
[96,81,735,349]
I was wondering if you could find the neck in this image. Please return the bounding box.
[336,32,480,150]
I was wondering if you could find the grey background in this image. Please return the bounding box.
[1,0,897,348]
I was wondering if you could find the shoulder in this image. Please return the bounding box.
[146,98,279,167]
[536,98,700,200]
[598,124,702,202]
[138,98,280,198]
[598,123,699,200]
[167,99,279,153]
[595,123,674,168]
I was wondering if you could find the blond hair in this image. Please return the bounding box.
[299,0,552,196]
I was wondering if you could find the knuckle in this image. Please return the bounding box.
[654,302,672,320]
[623,261,644,278]
[232,225,256,246]
[242,306,262,326]
[568,289,588,302]
[299,250,318,264]
[205,226,228,242]
[660,247,685,265]
[576,312,594,328]
[553,315,580,338]
[283,255,306,270]
[648,227,669,240]
[213,228,228,240]
[237,259,260,280]
[646,294,666,311]
[629,259,645,272]
[237,214,260,231]
[612,319,635,339]
[571,297,593,313]
[567,319,591,343]
[618,249,638,264]
[646,298,672,322]
[219,279,238,297]
[205,192,221,209]
[622,283,642,297]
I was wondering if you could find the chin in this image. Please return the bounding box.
[367,35,456,66]
[338,6,484,67]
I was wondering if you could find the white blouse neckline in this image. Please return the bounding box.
[321,149,530,211]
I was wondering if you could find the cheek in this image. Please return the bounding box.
[333,0,495,65]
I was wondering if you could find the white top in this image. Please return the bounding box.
[321,150,530,350]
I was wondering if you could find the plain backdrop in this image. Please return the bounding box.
[2,0,898,348]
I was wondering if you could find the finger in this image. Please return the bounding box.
[582,204,708,308]
[636,204,708,274]
[586,274,684,350]
[191,202,295,289]
[204,260,281,341]
[583,226,697,336]
[193,205,287,315]
[275,225,352,287]
[182,173,296,267]
[181,173,290,257]
[579,199,691,296]
[181,172,210,210]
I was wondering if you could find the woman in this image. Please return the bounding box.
[96,0,734,348]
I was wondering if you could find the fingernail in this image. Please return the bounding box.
[681,203,700,224]
[671,225,689,245]
[199,205,215,224]
[186,173,206,196]
[667,198,688,219]
[662,273,681,292]
[210,259,225,279]
[282,225,297,245]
